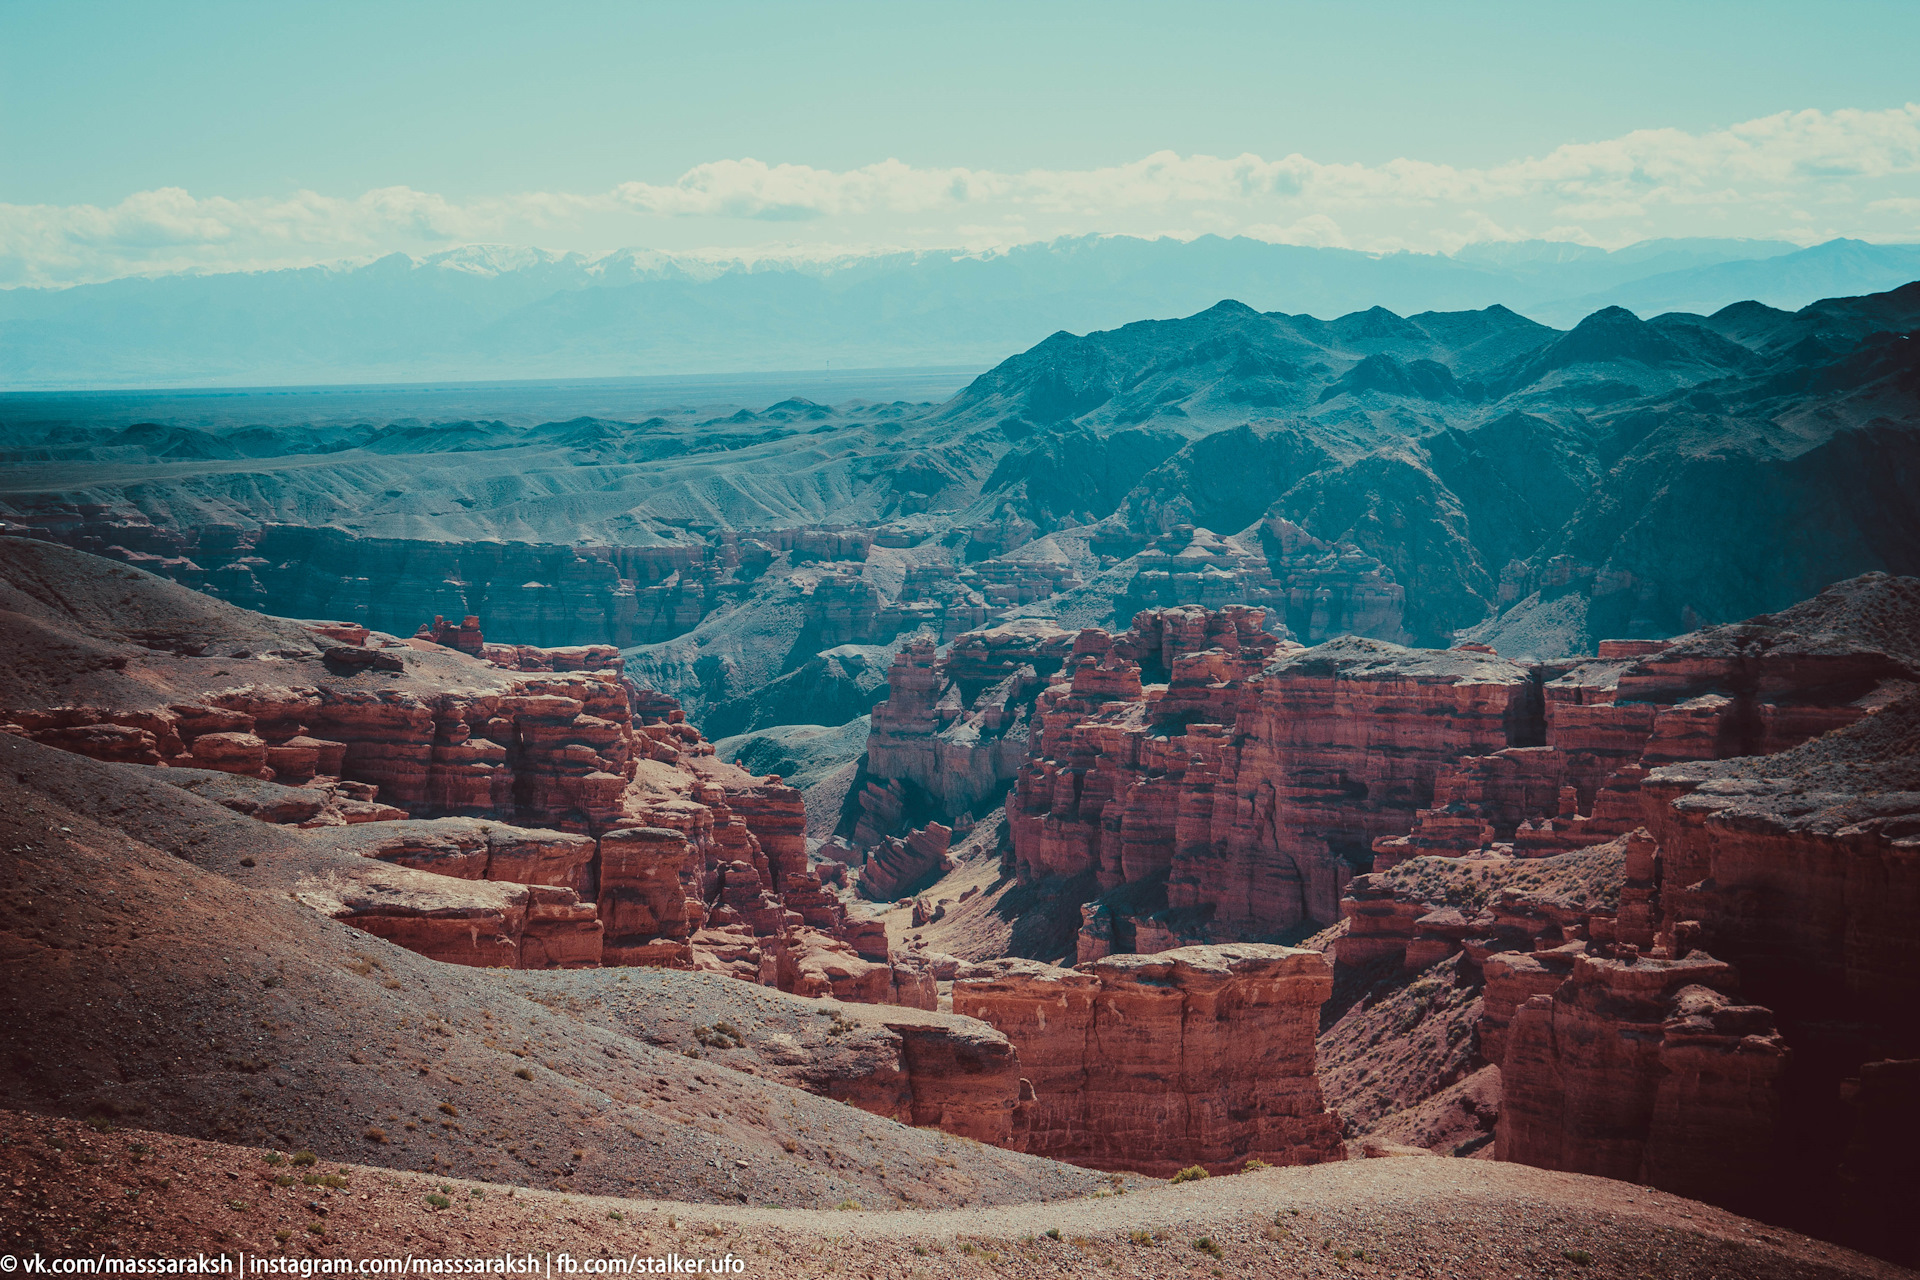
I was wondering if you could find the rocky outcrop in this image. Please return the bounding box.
[1496,952,1789,1214]
[863,622,1074,820]
[295,863,603,970]
[857,822,952,901]
[1624,690,1920,1244]
[308,817,597,887]
[1,601,932,1010]
[1011,607,1541,940]
[591,825,693,965]
[787,930,939,1010]
[1333,625,1918,1253]
[953,943,1344,1175]
[1368,574,1920,866]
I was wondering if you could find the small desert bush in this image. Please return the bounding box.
[426,1193,450,1210]
[364,1128,387,1144]
[1194,1237,1222,1258]
[290,1150,317,1167]
[1169,1164,1210,1184]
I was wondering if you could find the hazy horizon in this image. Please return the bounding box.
[5,1,1920,290]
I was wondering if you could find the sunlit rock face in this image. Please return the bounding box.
[953,943,1345,1175]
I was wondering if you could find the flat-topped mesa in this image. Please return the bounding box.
[864,620,1075,821]
[952,943,1344,1175]
[1496,951,1790,1215]
[1011,609,1542,940]
[1332,835,1628,978]
[1640,741,1920,1032]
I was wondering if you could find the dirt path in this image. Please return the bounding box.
[3,1111,1906,1280]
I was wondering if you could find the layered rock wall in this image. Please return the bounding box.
[1496,953,1789,1213]
[952,944,1344,1175]
[864,622,1074,820]
[1010,608,1540,939]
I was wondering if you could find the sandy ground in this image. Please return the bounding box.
[4,1111,1910,1280]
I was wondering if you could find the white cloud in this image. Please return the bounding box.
[4,105,1918,286]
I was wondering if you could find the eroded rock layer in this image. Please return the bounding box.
[953,943,1344,1175]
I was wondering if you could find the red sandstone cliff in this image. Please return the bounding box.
[1008,605,1542,948]
[862,621,1074,821]
[1320,578,1920,1257]
[952,943,1345,1175]
[0,585,934,1011]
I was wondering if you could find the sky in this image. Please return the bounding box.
[3,0,1920,286]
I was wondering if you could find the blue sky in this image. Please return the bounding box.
[4,0,1919,284]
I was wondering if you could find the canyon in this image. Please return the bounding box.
[3,277,1919,1267]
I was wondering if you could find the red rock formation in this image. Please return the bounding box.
[419,614,486,655]
[295,864,601,970]
[520,886,606,969]
[858,822,952,901]
[1619,690,1920,1245]
[879,1015,1019,1143]
[0,595,1085,1011]
[1496,951,1789,1213]
[595,825,694,965]
[1363,576,1920,869]
[953,943,1344,1175]
[863,622,1073,820]
[187,730,270,777]
[1010,608,1539,939]
[787,929,935,1008]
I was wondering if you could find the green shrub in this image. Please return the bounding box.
[1170,1165,1210,1184]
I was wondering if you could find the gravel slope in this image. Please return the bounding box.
[3,1110,1908,1279]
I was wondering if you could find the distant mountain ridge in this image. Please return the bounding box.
[5,278,1917,668]
[4,233,1919,389]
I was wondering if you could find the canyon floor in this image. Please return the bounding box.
[7,1110,1907,1280]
